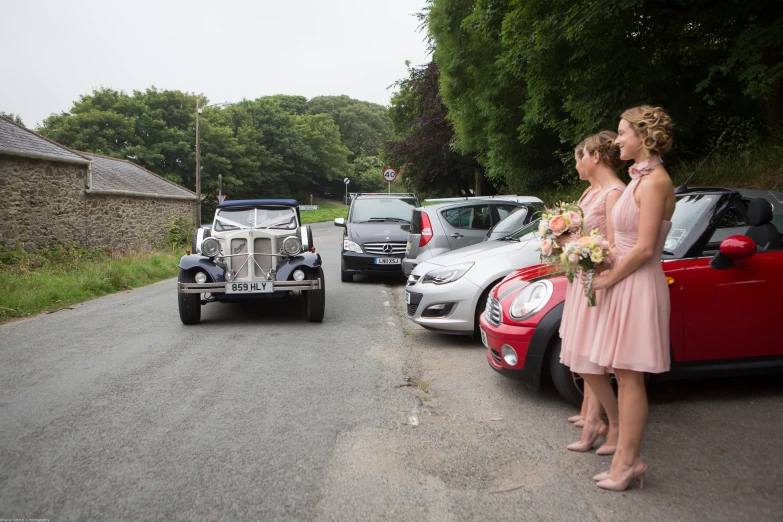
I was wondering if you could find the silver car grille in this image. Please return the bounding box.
[364,242,407,255]
[227,237,274,278]
[485,295,502,327]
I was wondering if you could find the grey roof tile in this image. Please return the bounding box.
[81,153,195,198]
[0,117,88,163]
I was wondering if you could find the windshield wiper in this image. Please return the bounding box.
[368,217,410,222]
[497,236,520,242]
[662,250,675,256]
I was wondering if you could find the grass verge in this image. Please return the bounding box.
[0,245,182,325]
[300,202,348,224]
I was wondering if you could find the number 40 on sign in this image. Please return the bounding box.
[382,167,398,183]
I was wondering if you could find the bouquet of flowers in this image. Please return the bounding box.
[560,229,612,307]
[538,202,584,267]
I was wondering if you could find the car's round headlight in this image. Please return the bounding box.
[194,271,207,284]
[201,237,221,257]
[293,269,305,281]
[282,236,302,256]
[509,280,553,321]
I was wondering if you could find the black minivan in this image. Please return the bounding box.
[334,193,420,282]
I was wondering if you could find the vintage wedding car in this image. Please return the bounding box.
[177,199,325,325]
[480,188,783,405]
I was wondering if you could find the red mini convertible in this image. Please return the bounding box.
[480,187,783,405]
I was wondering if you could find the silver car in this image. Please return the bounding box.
[405,219,542,336]
[402,196,542,276]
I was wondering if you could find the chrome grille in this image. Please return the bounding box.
[229,238,250,278]
[485,295,502,327]
[253,237,273,272]
[364,242,407,255]
[491,349,502,363]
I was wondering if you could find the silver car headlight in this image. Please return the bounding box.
[421,263,474,285]
[509,280,553,321]
[343,239,363,253]
[201,237,221,257]
[282,236,302,256]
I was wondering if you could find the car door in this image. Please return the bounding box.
[439,204,493,250]
[683,202,783,361]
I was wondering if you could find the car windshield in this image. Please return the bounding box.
[213,206,298,231]
[663,194,720,254]
[350,198,417,223]
[489,207,529,239]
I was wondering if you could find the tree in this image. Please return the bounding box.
[384,61,483,197]
[308,95,393,160]
[428,0,782,192]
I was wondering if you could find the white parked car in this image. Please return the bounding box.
[178,199,325,325]
[405,219,542,336]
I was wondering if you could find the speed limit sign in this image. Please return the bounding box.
[382,167,398,183]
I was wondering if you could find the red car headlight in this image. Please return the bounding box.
[509,280,553,321]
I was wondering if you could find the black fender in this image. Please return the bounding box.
[520,301,565,391]
[275,252,323,281]
[178,255,226,282]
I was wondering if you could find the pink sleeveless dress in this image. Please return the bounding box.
[559,184,625,375]
[588,156,672,373]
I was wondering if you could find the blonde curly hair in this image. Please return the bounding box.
[583,130,623,171]
[620,105,674,155]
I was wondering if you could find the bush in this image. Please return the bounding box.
[165,216,194,251]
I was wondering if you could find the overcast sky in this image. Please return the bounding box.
[1,0,431,128]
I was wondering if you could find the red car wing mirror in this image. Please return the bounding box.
[710,235,756,270]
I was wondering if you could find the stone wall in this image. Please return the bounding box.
[0,154,196,252]
[84,193,196,251]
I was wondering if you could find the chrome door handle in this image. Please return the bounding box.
[450,233,463,239]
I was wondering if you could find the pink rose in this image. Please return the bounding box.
[541,239,553,256]
[600,240,611,250]
[578,236,593,247]
[550,215,567,235]
[568,211,582,228]
[568,253,580,264]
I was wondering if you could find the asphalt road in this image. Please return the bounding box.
[1,222,782,521]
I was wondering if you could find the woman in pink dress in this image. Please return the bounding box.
[588,106,676,491]
[559,131,625,454]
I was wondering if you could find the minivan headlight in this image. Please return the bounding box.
[343,239,363,253]
[201,237,220,257]
[421,263,474,285]
[509,280,553,321]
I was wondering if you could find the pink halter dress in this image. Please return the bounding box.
[587,156,672,373]
[559,183,625,375]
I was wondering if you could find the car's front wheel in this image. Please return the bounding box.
[548,339,583,407]
[305,267,325,322]
[178,269,201,325]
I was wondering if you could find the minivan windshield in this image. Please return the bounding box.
[350,198,417,223]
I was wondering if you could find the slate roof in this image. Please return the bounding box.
[0,116,89,163]
[80,152,196,199]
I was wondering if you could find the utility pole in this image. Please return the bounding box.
[195,99,202,226]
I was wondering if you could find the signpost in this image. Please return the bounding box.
[382,167,398,193]
[343,177,351,205]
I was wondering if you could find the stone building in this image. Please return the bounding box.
[0,116,196,252]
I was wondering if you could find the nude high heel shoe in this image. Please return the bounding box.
[596,461,647,491]
[566,423,607,452]
[568,415,584,423]
[593,471,611,481]
[574,419,586,428]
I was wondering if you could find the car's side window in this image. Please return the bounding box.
[441,205,492,230]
